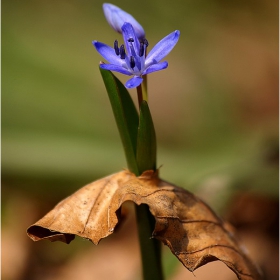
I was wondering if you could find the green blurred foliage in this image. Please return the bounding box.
[2,0,278,196]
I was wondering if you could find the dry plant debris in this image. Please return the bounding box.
[27,170,262,280]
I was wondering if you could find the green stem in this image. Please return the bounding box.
[142,75,148,101]
[137,84,143,108]
[135,204,164,280]
[134,83,164,280]
[126,154,163,280]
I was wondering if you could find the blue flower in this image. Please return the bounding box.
[103,3,145,40]
[93,22,180,88]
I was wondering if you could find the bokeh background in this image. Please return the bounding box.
[2,0,278,279]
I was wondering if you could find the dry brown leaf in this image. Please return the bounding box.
[27,170,262,280]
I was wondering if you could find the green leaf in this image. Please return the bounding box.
[99,68,139,174]
[136,101,157,174]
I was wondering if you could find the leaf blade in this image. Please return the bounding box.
[99,68,139,174]
[136,101,157,174]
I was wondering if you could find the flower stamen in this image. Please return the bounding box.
[130,56,135,68]
[120,44,126,59]
[114,40,119,55]
[143,38,149,47]
[139,39,148,57]
[139,42,144,57]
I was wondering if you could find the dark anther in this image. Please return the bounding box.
[139,43,144,57]
[130,56,135,68]
[120,45,126,59]
[114,40,119,55]
[143,38,149,47]
[128,38,134,43]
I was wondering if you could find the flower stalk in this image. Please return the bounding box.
[136,84,143,107]
[134,83,163,280]
[135,204,164,280]
[142,75,148,101]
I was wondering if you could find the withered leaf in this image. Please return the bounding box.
[27,170,261,280]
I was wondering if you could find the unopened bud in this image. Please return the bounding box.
[103,3,145,40]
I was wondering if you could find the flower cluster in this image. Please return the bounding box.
[93,3,180,88]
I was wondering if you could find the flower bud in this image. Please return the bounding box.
[103,3,145,40]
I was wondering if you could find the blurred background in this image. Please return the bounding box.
[2,0,278,279]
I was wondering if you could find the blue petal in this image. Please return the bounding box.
[103,3,145,40]
[93,41,123,66]
[145,30,180,67]
[142,61,168,75]
[100,63,132,76]
[125,76,143,88]
[121,23,140,55]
